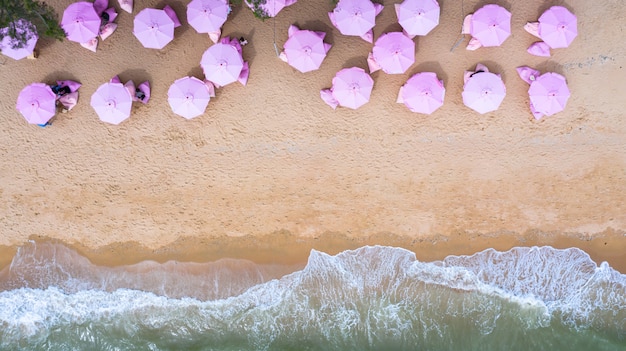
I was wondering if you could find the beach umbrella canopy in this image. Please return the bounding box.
[538,6,578,49]
[187,0,229,33]
[0,20,38,60]
[61,1,101,43]
[331,0,377,37]
[372,32,415,74]
[470,4,511,47]
[283,27,330,73]
[331,67,374,109]
[462,72,506,114]
[16,83,56,124]
[167,77,212,119]
[90,82,133,125]
[394,0,440,36]
[398,72,445,114]
[133,8,175,49]
[528,72,570,117]
[200,42,244,87]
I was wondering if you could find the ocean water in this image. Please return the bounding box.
[0,242,624,351]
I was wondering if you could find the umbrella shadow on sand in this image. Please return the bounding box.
[408,61,448,86]
[41,70,83,122]
[472,0,512,12]
[153,0,191,37]
[300,19,336,45]
[117,68,153,89]
[117,68,153,110]
[233,28,256,66]
[469,59,507,82]
[186,66,221,101]
[379,22,404,36]
[187,66,204,80]
[535,1,575,17]
[29,32,56,54]
[341,55,369,71]
[42,70,81,86]
[533,61,567,76]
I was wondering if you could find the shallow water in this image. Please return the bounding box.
[0,242,624,350]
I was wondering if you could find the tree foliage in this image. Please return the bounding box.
[233,0,270,20]
[0,0,65,49]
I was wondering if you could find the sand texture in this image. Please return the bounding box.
[0,0,624,264]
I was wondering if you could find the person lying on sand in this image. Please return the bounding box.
[51,84,71,97]
[135,88,146,101]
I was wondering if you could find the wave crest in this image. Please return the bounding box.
[0,244,624,350]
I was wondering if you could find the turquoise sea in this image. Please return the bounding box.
[0,242,624,350]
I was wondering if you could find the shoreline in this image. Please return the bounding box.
[2,0,625,275]
[2,229,625,273]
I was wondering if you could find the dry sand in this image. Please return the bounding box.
[0,0,625,270]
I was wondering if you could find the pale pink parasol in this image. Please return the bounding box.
[61,1,100,43]
[528,72,570,119]
[133,8,175,49]
[90,82,133,125]
[538,6,578,49]
[329,0,383,42]
[16,83,57,124]
[469,4,511,47]
[369,32,415,74]
[0,20,38,60]
[397,72,445,114]
[281,25,331,73]
[394,0,440,37]
[324,67,374,110]
[200,42,244,87]
[462,71,506,114]
[168,76,212,119]
[187,0,229,33]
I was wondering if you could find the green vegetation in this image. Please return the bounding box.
[0,0,65,49]
[231,0,271,20]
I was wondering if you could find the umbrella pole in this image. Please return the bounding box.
[272,8,279,57]
[450,0,466,52]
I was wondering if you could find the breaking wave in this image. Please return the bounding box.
[0,242,624,350]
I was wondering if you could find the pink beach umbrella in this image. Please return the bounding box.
[246,0,297,18]
[331,67,374,109]
[394,0,440,37]
[369,32,415,74]
[329,0,383,42]
[187,0,229,33]
[90,82,133,125]
[462,72,506,114]
[133,8,175,49]
[281,25,331,73]
[167,76,212,119]
[61,1,100,43]
[470,4,511,47]
[201,42,244,87]
[397,72,445,114]
[0,20,38,60]
[16,83,57,125]
[538,6,577,49]
[528,72,570,118]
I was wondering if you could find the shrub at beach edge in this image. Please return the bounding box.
[0,0,65,49]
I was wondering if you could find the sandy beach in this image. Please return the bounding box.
[1,0,625,271]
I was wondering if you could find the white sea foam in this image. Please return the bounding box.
[0,244,624,350]
[0,241,303,300]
